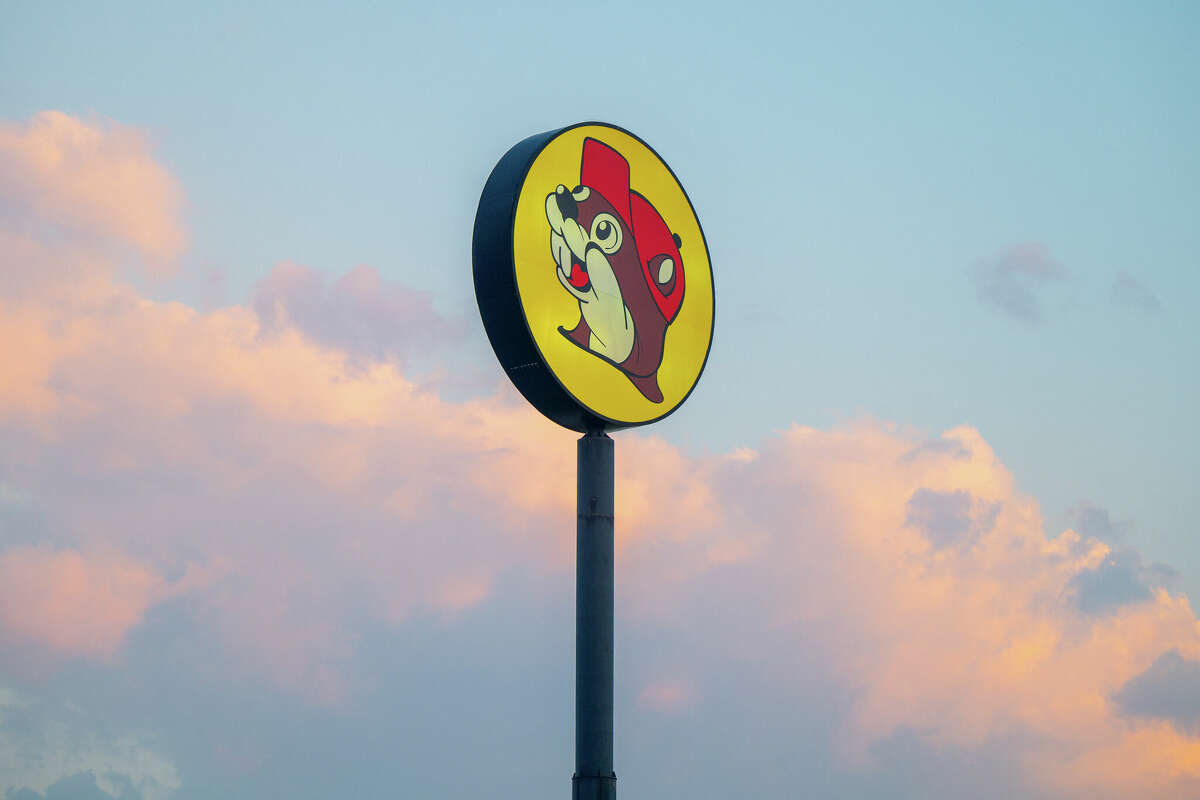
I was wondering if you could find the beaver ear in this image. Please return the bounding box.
[657,257,674,286]
[648,253,678,299]
[672,233,682,248]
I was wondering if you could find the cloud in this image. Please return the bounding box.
[1110,271,1162,315]
[4,110,1200,798]
[1071,500,1128,543]
[971,242,1066,323]
[1113,651,1200,735]
[0,236,577,699]
[1068,548,1177,615]
[900,436,973,463]
[251,261,461,365]
[0,548,168,660]
[0,686,180,800]
[904,488,1000,549]
[7,772,134,800]
[637,678,696,713]
[0,111,184,266]
[1062,503,1177,615]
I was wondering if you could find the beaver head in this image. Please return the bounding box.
[545,138,684,402]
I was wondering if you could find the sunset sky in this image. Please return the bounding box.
[2,2,1199,798]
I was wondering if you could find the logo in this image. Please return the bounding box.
[474,123,713,432]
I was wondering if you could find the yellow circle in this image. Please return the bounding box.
[512,125,714,425]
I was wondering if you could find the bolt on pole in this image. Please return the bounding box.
[573,430,616,800]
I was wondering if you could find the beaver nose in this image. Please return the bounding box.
[555,185,578,221]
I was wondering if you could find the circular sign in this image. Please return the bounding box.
[473,122,714,432]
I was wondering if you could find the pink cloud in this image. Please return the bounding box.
[619,423,1200,795]
[3,110,1200,795]
[252,261,461,364]
[0,547,166,659]
[0,110,185,266]
[638,678,696,713]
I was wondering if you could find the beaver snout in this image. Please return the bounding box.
[554,185,578,222]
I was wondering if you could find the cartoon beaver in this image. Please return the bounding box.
[545,138,684,403]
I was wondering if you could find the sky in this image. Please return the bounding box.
[0,1,1198,797]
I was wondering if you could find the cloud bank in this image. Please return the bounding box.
[2,111,1199,799]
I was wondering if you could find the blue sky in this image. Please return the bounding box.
[1,2,1198,798]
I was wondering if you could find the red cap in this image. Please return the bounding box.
[581,138,632,230]
[580,138,684,322]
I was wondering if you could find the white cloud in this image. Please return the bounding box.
[0,686,181,800]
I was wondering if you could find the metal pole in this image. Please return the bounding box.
[573,430,616,800]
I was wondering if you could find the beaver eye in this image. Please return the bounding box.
[590,213,622,254]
